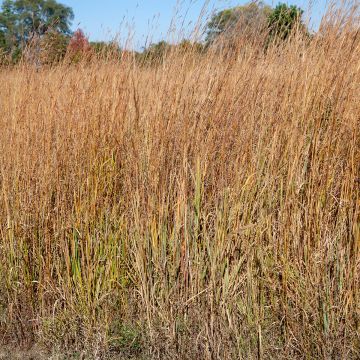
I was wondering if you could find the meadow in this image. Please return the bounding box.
[0,5,359,359]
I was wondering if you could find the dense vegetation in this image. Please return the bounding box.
[0,1,359,359]
[0,0,73,62]
[0,0,307,65]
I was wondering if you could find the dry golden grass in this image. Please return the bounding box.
[0,6,359,360]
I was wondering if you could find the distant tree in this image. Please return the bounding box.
[0,28,6,49]
[142,40,172,63]
[0,0,73,61]
[147,41,171,56]
[90,41,109,53]
[177,39,204,53]
[68,29,90,52]
[40,30,68,63]
[0,32,8,64]
[267,3,305,43]
[0,0,74,62]
[90,40,121,59]
[138,39,205,65]
[66,28,91,62]
[206,1,272,43]
[0,1,18,54]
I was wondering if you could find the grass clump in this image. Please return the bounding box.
[0,3,359,359]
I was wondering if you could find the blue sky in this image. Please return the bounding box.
[1,0,329,47]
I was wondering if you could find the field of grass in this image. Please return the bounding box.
[0,6,359,360]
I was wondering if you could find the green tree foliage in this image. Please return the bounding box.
[141,40,171,64]
[0,28,6,48]
[90,40,122,59]
[0,0,73,60]
[206,2,307,48]
[146,41,171,59]
[90,41,111,53]
[139,39,204,65]
[267,3,305,42]
[206,1,272,43]
[177,39,204,53]
[39,29,68,63]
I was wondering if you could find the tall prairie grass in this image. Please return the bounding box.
[0,4,359,359]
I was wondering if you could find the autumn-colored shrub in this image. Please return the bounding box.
[66,28,92,62]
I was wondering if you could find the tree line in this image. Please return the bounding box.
[0,0,307,65]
